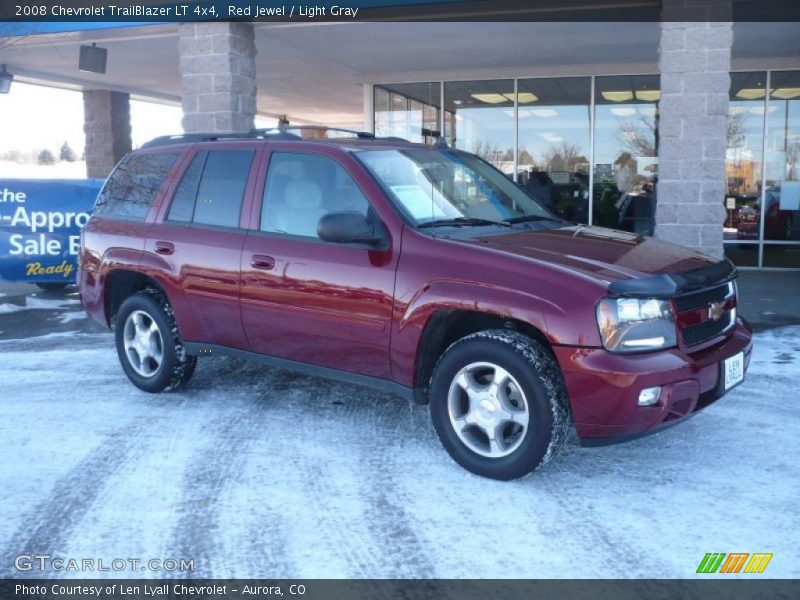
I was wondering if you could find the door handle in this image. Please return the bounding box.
[155,241,175,255]
[250,254,275,270]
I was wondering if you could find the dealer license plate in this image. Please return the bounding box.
[723,352,744,390]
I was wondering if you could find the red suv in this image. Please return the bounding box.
[79,128,753,480]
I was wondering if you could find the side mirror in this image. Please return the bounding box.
[317,211,386,247]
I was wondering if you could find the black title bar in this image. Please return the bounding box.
[1,0,800,23]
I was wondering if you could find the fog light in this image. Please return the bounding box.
[638,386,661,406]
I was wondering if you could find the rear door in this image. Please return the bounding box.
[144,143,260,349]
[240,146,399,379]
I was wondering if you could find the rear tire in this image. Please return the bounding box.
[429,329,570,480]
[36,282,69,292]
[114,289,196,393]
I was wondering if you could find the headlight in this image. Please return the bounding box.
[596,297,677,353]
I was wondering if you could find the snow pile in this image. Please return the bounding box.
[0,296,79,314]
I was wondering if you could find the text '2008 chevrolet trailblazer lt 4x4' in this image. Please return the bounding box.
[78,127,752,480]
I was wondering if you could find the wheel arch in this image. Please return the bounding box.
[410,308,556,405]
[104,269,170,328]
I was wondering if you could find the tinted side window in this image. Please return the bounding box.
[261,153,370,238]
[166,150,253,228]
[95,152,178,220]
[167,152,206,222]
[193,151,254,228]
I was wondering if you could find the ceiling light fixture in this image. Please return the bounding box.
[470,92,539,105]
[635,90,661,102]
[601,91,634,102]
[735,88,766,100]
[514,92,538,104]
[470,93,509,104]
[772,87,800,99]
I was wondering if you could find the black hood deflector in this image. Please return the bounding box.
[607,258,737,298]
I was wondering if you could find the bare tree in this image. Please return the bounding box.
[726,110,747,149]
[787,142,799,181]
[618,114,657,158]
[541,141,588,173]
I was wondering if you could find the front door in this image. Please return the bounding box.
[240,149,397,379]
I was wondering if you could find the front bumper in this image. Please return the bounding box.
[554,319,753,441]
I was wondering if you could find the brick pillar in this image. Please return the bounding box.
[83,90,132,178]
[655,1,732,258]
[178,22,257,133]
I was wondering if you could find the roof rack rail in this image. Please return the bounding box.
[139,125,409,149]
[263,125,412,143]
[140,130,301,149]
[264,125,376,139]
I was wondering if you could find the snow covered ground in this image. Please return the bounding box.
[0,295,798,579]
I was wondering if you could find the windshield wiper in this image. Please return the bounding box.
[418,217,511,229]
[503,214,562,224]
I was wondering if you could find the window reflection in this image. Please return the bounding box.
[724,72,766,242]
[724,242,759,267]
[444,79,516,176]
[375,83,441,144]
[593,75,660,235]
[763,244,800,267]
[372,71,800,268]
[764,71,800,241]
[517,77,591,221]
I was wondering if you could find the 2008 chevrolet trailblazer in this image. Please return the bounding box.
[78,127,752,480]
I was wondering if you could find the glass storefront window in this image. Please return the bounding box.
[373,71,800,268]
[724,72,767,243]
[764,70,800,242]
[517,77,591,222]
[763,244,800,267]
[444,79,516,176]
[374,83,441,144]
[724,242,759,267]
[593,75,660,234]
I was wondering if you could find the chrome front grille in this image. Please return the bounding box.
[682,312,735,346]
[676,282,736,347]
[674,283,729,313]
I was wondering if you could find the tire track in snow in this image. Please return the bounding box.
[167,388,292,578]
[358,402,438,580]
[535,466,666,578]
[0,421,146,577]
[294,384,439,581]
[296,459,385,580]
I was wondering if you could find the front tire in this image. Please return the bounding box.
[114,289,196,393]
[429,329,570,480]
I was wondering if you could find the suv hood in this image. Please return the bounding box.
[454,224,719,285]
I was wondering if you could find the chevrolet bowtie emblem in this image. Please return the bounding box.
[708,301,725,321]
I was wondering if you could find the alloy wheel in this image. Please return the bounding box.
[123,310,164,378]
[447,361,530,458]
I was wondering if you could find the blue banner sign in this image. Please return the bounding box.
[0,179,102,283]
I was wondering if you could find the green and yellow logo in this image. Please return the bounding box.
[697,553,773,574]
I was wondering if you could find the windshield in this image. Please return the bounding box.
[357,148,553,226]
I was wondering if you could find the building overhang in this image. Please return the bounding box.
[1,21,799,125]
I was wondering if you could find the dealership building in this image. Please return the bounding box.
[1,0,799,269]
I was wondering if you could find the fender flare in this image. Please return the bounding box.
[392,279,568,390]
